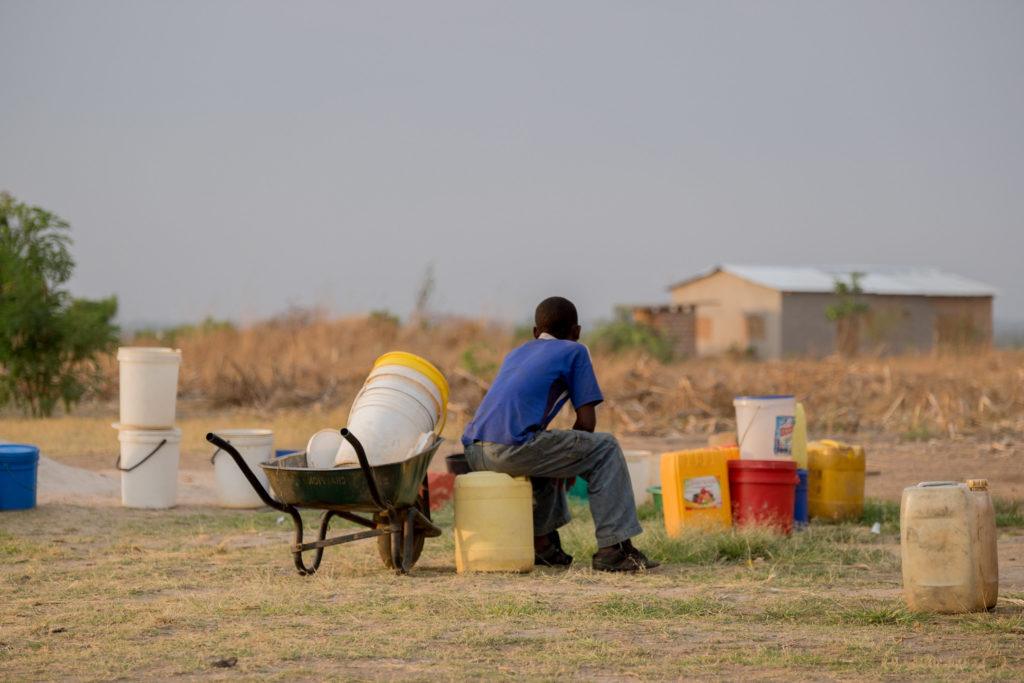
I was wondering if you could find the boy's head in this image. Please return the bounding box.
[534,296,581,341]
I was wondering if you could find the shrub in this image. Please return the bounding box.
[585,317,672,362]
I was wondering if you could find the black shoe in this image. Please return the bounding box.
[535,530,573,567]
[591,540,660,572]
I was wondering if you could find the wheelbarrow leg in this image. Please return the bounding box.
[389,516,404,572]
[401,507,417,574]
[291,510,337,576]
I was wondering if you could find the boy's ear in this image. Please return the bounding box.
[533,326,541,339]
[570,324,581,342]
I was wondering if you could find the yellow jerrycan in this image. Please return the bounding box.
[454,472,534,573]
[807,439,865,521]
[792,403,808,470]
[901,480,998,613]
[660,446,739,536]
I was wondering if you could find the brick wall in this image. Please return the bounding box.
[632,305,697,358]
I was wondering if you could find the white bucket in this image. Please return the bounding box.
[118,347,182,429]
[211,429,274,508]
[624,450,655,506]
[306,429,343,469]
[117,427,181,509]
[351,387,436,433]
[362,374,442,425]
[336,389,435,467]
[365,366,443,422]
[734,395,796,459]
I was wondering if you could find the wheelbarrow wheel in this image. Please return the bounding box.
[375,491,428,570]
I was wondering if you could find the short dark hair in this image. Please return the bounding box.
[535,297,579,339]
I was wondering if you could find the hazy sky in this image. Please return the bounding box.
[2,1,1022,327]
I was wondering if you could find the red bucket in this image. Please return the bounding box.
[727,459,799,534]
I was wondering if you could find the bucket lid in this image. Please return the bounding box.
[0,443,40,461]
[214,428,273,438]
[117,347,182,363]
[733,395,795,403]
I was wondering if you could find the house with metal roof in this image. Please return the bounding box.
[659,265,995,358]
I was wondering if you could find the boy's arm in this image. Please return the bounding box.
[572,402,597,432]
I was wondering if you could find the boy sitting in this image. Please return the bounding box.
[462,296,658,572]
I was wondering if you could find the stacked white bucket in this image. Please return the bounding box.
[116,347,183,509]
[329,352,449,469]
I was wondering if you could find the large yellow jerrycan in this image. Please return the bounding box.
[454,472,534,573]
[901,480,998,613]
[660,447,739,536]
[807,439,865,521]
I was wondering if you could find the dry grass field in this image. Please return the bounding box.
[2,315,1024,680]
[100,313,1024,440]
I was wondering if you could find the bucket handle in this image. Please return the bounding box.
[115,439,167,473]
[737,404,761,449]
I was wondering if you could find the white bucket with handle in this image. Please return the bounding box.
[117,427,181,509]
[335,352,448,467]
[734,395,796,460]
[211,429,274,508]
[118,347,181,429]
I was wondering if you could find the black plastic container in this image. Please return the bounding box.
[445,453,472,476]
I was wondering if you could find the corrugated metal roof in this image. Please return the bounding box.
[672,265,997,297]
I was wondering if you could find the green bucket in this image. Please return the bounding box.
[569,477,589,500]
[648,486,662,514]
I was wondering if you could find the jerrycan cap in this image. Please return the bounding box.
[967,479,989,491]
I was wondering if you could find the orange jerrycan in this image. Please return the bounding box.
[660,447,739,536]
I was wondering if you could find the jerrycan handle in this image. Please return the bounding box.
[917,481,958,488]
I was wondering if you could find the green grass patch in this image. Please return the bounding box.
[994,498,1024,527]
[592,594,721,619]
[860,498,900,530]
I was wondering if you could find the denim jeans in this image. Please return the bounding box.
[464,430,642,548]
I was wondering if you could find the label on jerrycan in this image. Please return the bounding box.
[684,475,723,509]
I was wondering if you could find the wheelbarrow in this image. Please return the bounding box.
[205,428,443,575]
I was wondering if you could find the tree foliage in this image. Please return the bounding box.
[586,312,674,362]
[0,192,118,416]
[825,273,869,356]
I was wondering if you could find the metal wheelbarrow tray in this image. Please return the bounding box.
[206,428,443,575]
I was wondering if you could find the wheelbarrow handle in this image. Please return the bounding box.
[205,432,289,513]
[340,428,392,512]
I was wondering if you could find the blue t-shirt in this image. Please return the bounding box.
[461,339,604,447]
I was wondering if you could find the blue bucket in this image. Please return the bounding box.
[0,444,40,511]
[794,467,809,527]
